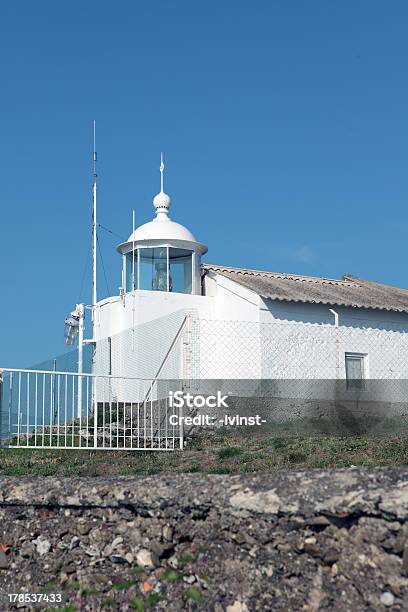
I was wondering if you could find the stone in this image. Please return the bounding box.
[20,543,34,558]
[110,536,123,549]
[183,575,196,584]
[110,554,128,564]
[35,537,51,556]
[380,592,394,607]
[168,554,178,568]
[125,552,134,564]
[115,521,129,534]
[323,548,340,564]
[230,488,298,515]
[77,523,91,536]
[162,525,174,541]
[307,516,331,527]
[304,543,321,557]
[277,543,291,553]
[136,549,155,568]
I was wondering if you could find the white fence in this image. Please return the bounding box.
[0,369,184,450]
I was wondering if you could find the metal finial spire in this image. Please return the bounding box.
[153,153,171,215]
[160,152,164,193]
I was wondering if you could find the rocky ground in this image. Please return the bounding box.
[0,468,408,610]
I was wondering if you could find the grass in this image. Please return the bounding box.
[1,430,408,476]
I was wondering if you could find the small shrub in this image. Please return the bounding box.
[287,452,306,463]
[218,447,243,461]
[271,437,287,450]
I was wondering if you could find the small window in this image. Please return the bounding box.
[345,353,366,389]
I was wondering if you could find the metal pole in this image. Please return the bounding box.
[92,120,97,314]
[91,121,97,425]
[132,210,136,351]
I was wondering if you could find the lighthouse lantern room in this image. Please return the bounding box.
[117,155,207,296]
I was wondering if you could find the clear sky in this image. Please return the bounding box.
[0,1,408,367]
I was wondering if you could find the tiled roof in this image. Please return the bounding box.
[202,264,408,313]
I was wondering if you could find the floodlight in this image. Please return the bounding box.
[64,310,80,346]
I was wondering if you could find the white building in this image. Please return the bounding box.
[92,160,408,406]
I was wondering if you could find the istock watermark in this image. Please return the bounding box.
[169,390,230,409]
[168,390,266,427]
[168,413,267,426]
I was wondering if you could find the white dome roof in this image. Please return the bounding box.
[117,155,207,255]
[127,217,197,243]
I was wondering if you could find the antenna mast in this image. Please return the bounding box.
[92,120,97,312]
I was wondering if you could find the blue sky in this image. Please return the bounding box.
[0,1,408,367]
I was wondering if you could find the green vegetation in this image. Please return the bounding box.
[1,430,408,476]
[145,593,161,604]
[81,587,99,597]
[218,446,243,460]
[184,587,203,602]
[162,569,182,582]
[179,552,195,565]
[113,581,135,591]
[129,599,145,611]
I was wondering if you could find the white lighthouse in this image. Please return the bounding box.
[90,153,408,400]
[92,156,213,388]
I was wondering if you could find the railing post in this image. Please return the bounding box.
[93,378,98,449]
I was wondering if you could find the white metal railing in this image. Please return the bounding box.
[0,368,183,450]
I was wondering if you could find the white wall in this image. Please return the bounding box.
[93,290,215,342]
[93,271,408,404]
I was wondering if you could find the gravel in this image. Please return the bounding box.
[0,467,408,609]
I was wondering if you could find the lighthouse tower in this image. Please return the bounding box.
[92,156,210,383]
